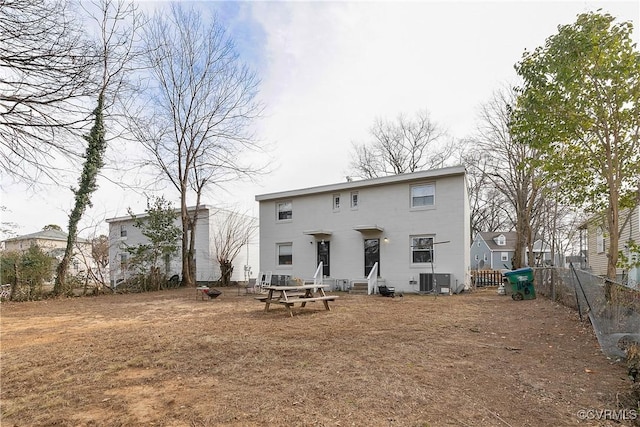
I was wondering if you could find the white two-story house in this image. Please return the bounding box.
[255,166,470,294]
[106,205,258,287]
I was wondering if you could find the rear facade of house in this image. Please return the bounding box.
[255,166,470,294]
[106,205,258,287]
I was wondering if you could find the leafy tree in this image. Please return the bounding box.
[513,12,640,279]
[349,110,453,179]
[618,241,640,271]
[1,247,55,301]
[125,196,181,290]
[132,4,263,287]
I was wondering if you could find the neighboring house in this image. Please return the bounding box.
[565,251,587,269]
[470,232,516,270]
[581,206,640,285]
[2,229,95,279]
[106,205,258,287]
[255,166,470,294]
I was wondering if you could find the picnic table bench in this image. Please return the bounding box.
[256,284,338,317]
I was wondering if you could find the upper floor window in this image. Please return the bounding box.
[333,194,341,211]
[351,192,359,209]
[596,228,605,253]
[411,236,434,263]
[276,201,292,221]
[120,225,127,237]
[410,183,435,208]
[496,234,506,246]
[501,252,509,262]
[277,243,293,265]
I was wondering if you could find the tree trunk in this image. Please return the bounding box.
[220,259,233,286]
[607,203,619,281]
[54,94,106,295]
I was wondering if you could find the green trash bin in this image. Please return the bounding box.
[504,267,536,300]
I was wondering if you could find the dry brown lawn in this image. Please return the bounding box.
[1,287,637,426]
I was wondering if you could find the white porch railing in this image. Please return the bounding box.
[367,262,378,295]
[313,262,323,286]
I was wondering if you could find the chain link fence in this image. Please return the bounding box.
[535,266,640,359]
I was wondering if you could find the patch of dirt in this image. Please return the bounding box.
[1,287,638,426]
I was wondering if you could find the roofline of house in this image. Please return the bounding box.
[105,204,214,223]
[105,204,256,224]
[577,205,639,229]
[3,231,88,244]
[255,165,467,202]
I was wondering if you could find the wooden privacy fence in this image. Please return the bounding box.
[471,270,504,287]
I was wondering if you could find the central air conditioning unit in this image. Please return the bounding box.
[419,273,451,294]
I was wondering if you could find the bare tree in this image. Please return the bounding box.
[0,0,96,183]
[474,88,547,269]
[349,110,454,179]
[132,4,263,287]
[54,0,144,295]
[90,234,110,288]
[458,143,512,238]
[211,210,256,287]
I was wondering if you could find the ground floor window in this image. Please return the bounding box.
[411,236,434,264]
[278,243,293,265]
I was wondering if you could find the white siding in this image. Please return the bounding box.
[257,167,470,293]
[107,206,258,285]
[586,206,640,277]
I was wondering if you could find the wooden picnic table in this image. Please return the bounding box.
[256,284,338,317]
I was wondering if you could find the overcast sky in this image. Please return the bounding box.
[2,0,639,239]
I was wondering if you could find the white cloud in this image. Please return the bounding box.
[3,0,638,237]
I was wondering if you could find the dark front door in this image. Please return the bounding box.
[364,238,380,277]
[317,241,330,277]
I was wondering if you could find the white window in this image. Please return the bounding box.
[501,252,509,261]
[474,254,479,261]
[351,192,359,209]
[276,201,292,221]
[333,194,341,210]
[596,228,605,253]
[483,253,488,262]
[496,234,506,246]
[120,225,127,237]
[277,243,293,266]
[410,183,435,208]
[411,236,433,263]
[120,253,128,268]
